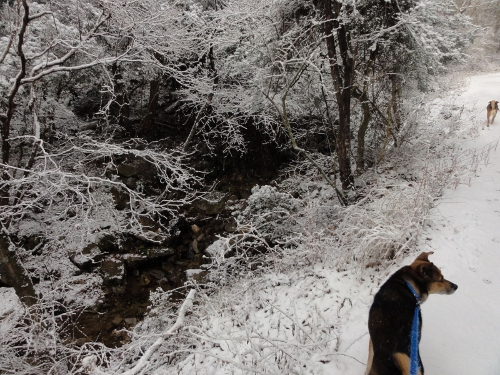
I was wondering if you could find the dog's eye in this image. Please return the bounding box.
[440,277,444,282]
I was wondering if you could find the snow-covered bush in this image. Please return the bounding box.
[237,185,302,244]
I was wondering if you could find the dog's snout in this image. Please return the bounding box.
[448,282,458,294]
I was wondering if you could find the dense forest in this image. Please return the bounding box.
[0,0,498,374]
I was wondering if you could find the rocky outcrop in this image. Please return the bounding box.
[69,244,103,270]
[100,258,126,285]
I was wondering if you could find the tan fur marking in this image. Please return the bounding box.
[394,352,423,375]
[415,251,434,262]
[410,251,434,270]
[428,279,456,295]
[364,339,374,375]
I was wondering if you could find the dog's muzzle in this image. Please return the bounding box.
[448,282,458,294]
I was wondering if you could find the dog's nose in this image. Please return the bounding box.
[450,282,458,291]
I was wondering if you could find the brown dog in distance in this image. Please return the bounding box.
[487,100,499,127]
[365,252,457,375]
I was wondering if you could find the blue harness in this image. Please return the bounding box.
[405,281,421,375]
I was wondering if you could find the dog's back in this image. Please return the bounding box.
[365,252,457,375]
[367,267,422,375]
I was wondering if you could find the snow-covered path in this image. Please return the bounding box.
[339,74,500,375]
[419,74,500,374]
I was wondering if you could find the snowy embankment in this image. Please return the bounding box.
[3,74,500,375]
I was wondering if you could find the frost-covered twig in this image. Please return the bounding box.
[83,289,196,375]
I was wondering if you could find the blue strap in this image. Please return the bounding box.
[405,281,421,375]
[405,280,421,302]
[410,305,420,375]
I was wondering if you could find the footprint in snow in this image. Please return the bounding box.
[483,278,492,284]
[493,237,500,243]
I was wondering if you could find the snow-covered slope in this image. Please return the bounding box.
[158,74,500,375]
[4,74,500,375]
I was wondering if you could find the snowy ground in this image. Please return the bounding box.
[2,74,500,375]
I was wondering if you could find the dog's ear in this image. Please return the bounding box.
[415,251,434,262]
[416,263,434,280]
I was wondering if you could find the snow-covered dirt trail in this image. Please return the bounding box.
[418,74,500,374]
[339,74,500,375]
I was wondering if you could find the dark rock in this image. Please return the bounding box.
[124,177,137,189]
[111,285,126,294]
[69,244,102,270]
[117,164,137,178]
[224,220,237,233]
[136,159,158,182]
[73,88,101,118]
[123,254,147,269]
[193,192,227,215]
[162,262,183,284]
[110,187,129,210]
[96,233,118,252]
[139,273,151,286]
[158,278,170,290]
[144,247,176,259]
[185,244,195,260]
[100,258,125,285]
[149,269,165,279]
[239,188,252,199]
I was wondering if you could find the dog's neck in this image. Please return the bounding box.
[405,279,428,303]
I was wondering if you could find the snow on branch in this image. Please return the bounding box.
[82,289,196,375]
[0,135,200,243]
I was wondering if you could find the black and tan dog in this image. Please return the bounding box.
[365,252,457,375]
[487,100,499,127]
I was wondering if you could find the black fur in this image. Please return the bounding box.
[366,254,457,375]
[368,266,425,375]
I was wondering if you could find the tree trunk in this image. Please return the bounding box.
[0,234,36,306]
[139,79,160,137]
[119,91,132,135]
[356,91,371,173]
[1,0,30,206]
[322,0,354,190]
[111,63,133,136]
[390,74,402,133]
